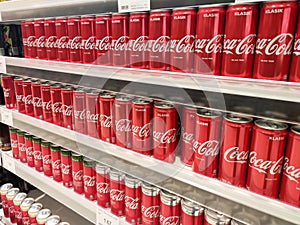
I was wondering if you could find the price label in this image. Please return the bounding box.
[2,153,16,174]
[97,206,120,225]
[0,56,6,73]
[118,0,150,13]
[0,107,13,126]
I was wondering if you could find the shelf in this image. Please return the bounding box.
[1,106,299,225]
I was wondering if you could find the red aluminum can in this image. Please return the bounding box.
[72,153,84,194]
[56,17,69,62]
[194,6,225,75]
[111,13,129,67]
[33,137,43,172]
[253,1,298,81]
[34,19,47,60]
[31,79,43,119]
[68,16,82,63]
[41,81,53,123]
[280,125,300,207]
[170,8,196,73]
[60,149,73,188]
[192,109,222,178]
[110,170,125,216]
[222,4,258,78]
[115,95,132,149]
[28,203,43,225]
[160,190,180,225]
[1,75,16,109]
[129,12,149,69]
[81,15,96,64]
[180,199,203,225]
[44,18,57,60]
[73,88,87,134]
[61,86,73,130]
[25,133,34,167]
[20,197,35,225]
[86,89,100,138]
[36,209,51,225]
[13,192,27,225]
[125,176,142,225]
[14,77,25,113]
[153,102,178,163]
[219,114,253,187]
[7,188,20,223]
[0,183,13,218]
[95,14,112,65]
[21,21,29,58]
[99,92,115,143]
[23,78,34,116]
[83,158,97,201]
[41,141,52,177]
[50,83,63,126]
[141,183,160,225]
[9,127,19,159]
[149,9,171,71]
[51,145,62,182]
[17,130,27,163]
[96,164,110,208]
[246,119,288,198]
[289,9,300,82]
[132,98,153,155]
[204,209,230,225]
[25,20,37,58]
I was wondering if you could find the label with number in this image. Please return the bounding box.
[97,206,120,225]
[1,107,13,126]
[2,153,16,174]
[0,56,6,73]
[118,0,150,13]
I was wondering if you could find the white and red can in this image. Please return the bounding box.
[6,187,20,223]
[13,192,27,225]
[72,153,84,194]
[9,127,19,159]
[68,16,82,63]
[60,149,73,188]
[73,88,87,134]
[33,137,43,172]
[61,85,73,130]
[44,17,57,60]
[36,209,52,225]
[45,215,61,225]
[1,75,16,109]
[141,183,160,225]
[31,79,43,119]
[96,163,110,208]
[24,133,34,167]
[41,141,52,177]
[83,157,97,201]
[25,20,37,58]
[50,83,63,126]
[99,92,115,143]
[41,81,53,123]
[0,183,13,218]
[20,197,35,225]
[125,176,142,224]
[110,169,125,216]
[81,15,96,64]
[180,199,203,225]
[204,209,230,225]
[17,130,27,163]
[160,190,181,225]
[34,19,47,60]
[28,203,43,225]
[50,145,62,182]
[22,78,34,116]
[86,89,100,138]
[56,17,69,62]
[14,77,25,113]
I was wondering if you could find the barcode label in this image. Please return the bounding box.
[121,5,129,10]
[118,0,150,13]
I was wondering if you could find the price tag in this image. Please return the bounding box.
[0,107,13,126]
[0,56,6,73]
[2,153,16,174]
[118,0,150,13]
[97,206,120,225]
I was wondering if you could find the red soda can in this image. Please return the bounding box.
[1,75,16,109]
[96,163,110,208]
[21,21,29,58]
[61,86,73,130]
[149,9,171,71]
[180,199,203,225]
[131,98,153,155]
[6,188,20,223]
[20,197,35,225]
[81,15,96,64]
[73,88,87,134]
[192,109,222,178]
[13,192,27,225]
[141,183,160,225]
[41,141,52,177]
[14,77,25,113]
[44,18,57,60]
[160,190,180,225]
[153,102,178,163]
[111,13,129,67]
[72,153,84,194]
[25,133,34,167]
[253,1,298,81]
[194,6,225,75]
[222,4,258,78]
[99,92,115,143]
[280,125,300,207]
[170,8,196,73]
[289,9,300,82]
[115,94,132,149]
[25,20,37,58]
[56,17,69,62]
[219,114,253,187]
[17,130,27,163]
[9,127,19,159]
[41,81,53,123]
[50,83,63,126]
[129,12,149,69]
[68,16,82,63]
[0,183,13,218]
[31,79,43,119]
[125,176,142,224]
[83,157,97,201]
[204,209,230,225]
[34,19,47,60]
[60,149,73,188]
[36,209,52,225]
[51,145,62,182]
[23,78,34,116]
[110,170,125,216]
[33,137,43,172]
[246,120,288,198]
[28,203,43,225]
[86,89,100,138]
[95,14,112,65]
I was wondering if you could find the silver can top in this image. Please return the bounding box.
[154,102,174,109]
[224,114,253,124]
[160,190,180,206]
[0,183,13,195]
[205,209,231,225]
[197,108,222,118]
[45,215,61,225]
[125,175,141,188]
[36,209,52,223]
[20,197,35,211]
[133,98,153,105]
[28,203,43,217]
[13,192,27,206]
[110,169,125,181]
[6,188,20,200]
[142,183,160,196]
[181,199,204,216]
[255,119,288,131]
[291,125,300,135]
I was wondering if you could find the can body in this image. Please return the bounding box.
[41,142,52,177]
[96,165,110,208]
[73,89,87,134]
[125,177,142,225]
[81,16,96,64]
[180,200,203,225]
[83,159,97,201]
[72,154,84,194]
[17,131,27,163]
[99,93,115,143]
[41,83,53,123]
[44,18,57,60]
[9,128,19,159]
[34,19,47,60]
[25,20,37,58]
[141,184,160,225]
[25,135,34,167]
[50,84,63,126]
[14,78,25,113]
[31,82,43,119]
[1,75,16,109]
[61,87,73,130]
[23,79,34,116]
[86,91,100,138]
[56,17,69,62]
[51,146,62,182]
[33,138,43,172]
[110,171,125,216]
[68,17,82,63]
[21,21,29,57]
[61,150,73,188]
[160,191,180,225]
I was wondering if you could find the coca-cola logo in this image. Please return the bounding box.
[69,36,82,50]
[61,164,72,175]
[3,88,10,98]
[52,159,61,170]
[73,170,83,181]
[45,36,57,49]
[99,114,112,128]
[56,36,69,49]
[52,102,62,113]
[33,150,42,160]
[86,111,99,122]
[82,36,96,50]
[110,189,125,201]
[153,128,177,144]
[42,100,52,110]
[74,109,86,120]
[193,140,219,156]
[248,152,283,175]
[125,196,139,210]
[115,119,132,132]
[128,36,149,52]
[95,36,112,51]
[181,127,194,144]
[16,94,24,103]
[62,105,73,116]
[18,143,26,152]
[169,35,195,53]
[35,36,46,48]
[23,95,33,105]
[132,123,151,138]
[293,38,300,56]
[83,175,96,187]
[11,140,18,149]
[195,34,223,54]
[26,147,33,156]
[112,36,129,51]
[97,182,110,194]
[223,34,256,55]
[27,36,36,47]
[224,147,248,164]
[42,154,51,165]
[15,211,22,219]
[282,157,300,183]
[160,215,180,225]
[32,97,42,108]
[141,205,160,219]
[149,36,170,53]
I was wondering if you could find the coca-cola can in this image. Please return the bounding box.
[141,183,160,225]
[83,157,96,201]
[160,190,181,225]
[20,197,35,225]
[81,15,96,64]
[86,89,100,138]
[41,81,53,123]
[219,114,253,187]
[34,19,47,60]
[222,4,258,78]
[56,17,69,62]
[45,215,61,225]
[23,78,34,116]
[204,209,230,225]
[9,127,19,159]
[14,77,25,113]
[0,183,13,218]
[24,133,34,167]
[68,16,82,63]
[41,140,52,177]
[44,18,57,60]
[51,145,62,182]
[32,137,43,172]
[31,79,43,119]
[28,203,43,225]
[153,102,178,163]
[110,169,125,216]
[96,163,110,208]
[289,7,300,82]
[6,187,20,223]
[60,149,73,188]
[13,192,27,225]
[129,12,149,69]
[125,176,142,224]
[21,21,29,58]
[132,98,153,155]
[36,209,52,225]
[280,125,300,207]
[72,153,84,194]
[194,6,225,75]
[181,199,203,225]
[246,119,288,198]
[25,20,37,58]
[192,109,222,178]
[73,87,87,134]
[253,1,298,81]
[17,130,27,163]
[111,13,129,67]
[50,83,63,126]
[1,75,16,109]
[61,85,73,130]
[170,8,196,73]
[149,9,171,71]
[99,92,115,143]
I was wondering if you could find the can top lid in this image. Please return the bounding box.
[110,169,124,181]
[130,11,149,14]
[86,89,100,95]
[100,92,115,99]
[44,17,56,20]
[116,94,133,102]
[83,157,96,167]
[22,78,32,82]
[142,183,160,196]
[13,192,27,205]
[41,140,51,147]
[32,136,41,142]
[50,83,62,88]
[255,119,288,131]
[181,199,204,216]
[60,148,71,156]
[74,87,86,93]
[58,223,70,225]
[291,125,300,135]
[228,2,257,6]
[45,215,61,225]
[205,209,230,225]
[56,16,68,19]
[112,12,128,15]
[68,16,81,19]
[0,183,13,195]
[20,197,35,211]
[160,190,180,206]
[17,130,26,135]
[198,4,225,8]
[154,101,174,109]
[95,13,111,17]
[36,209,52,222]
[151,9,171,12]
[81,15,96,18]
[31,79,41,84]
[96,163,109,173]
[173,7,196,11]
[224,114,253,124]
[133,97,153,105]
[62,85,74,90]
[14,76,24,81]
[25,133,33,139]
[50,145,61,152]
[6,188,20,200]
[34,18,44,21]
[9,127,18,132]
[41,81,51,86]
[197,108,222,118]
[125,176,141,188]
[28,203,43,215]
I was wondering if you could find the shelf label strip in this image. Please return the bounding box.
[0,56,6,73]
[97,206,120,225]
[118,0,150,13]
[1,107,13,127]
[2,153,16,174]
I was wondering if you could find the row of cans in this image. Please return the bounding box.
[21,1,300,82]
[0,183,69,225]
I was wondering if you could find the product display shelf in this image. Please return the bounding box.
[1,106,299,225]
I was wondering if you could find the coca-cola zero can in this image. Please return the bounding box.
[25,133,34,167]
[41,140,52,177]
[72,153,84,194]
[33,137,43,172]
[83,157,97,201]
[60,149,73,188]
